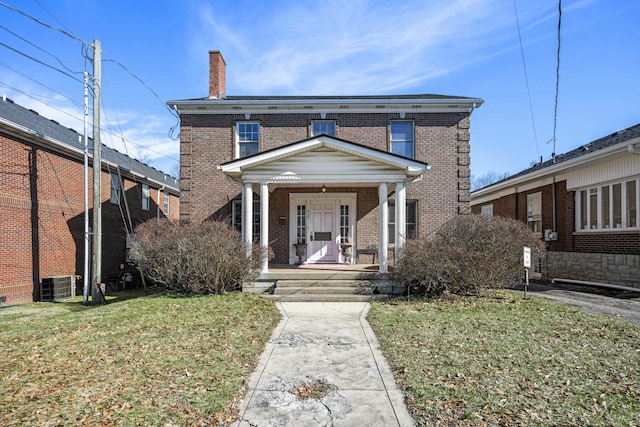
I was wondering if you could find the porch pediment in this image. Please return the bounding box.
[219,135,429,184]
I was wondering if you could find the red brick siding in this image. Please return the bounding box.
[472,179,638,254]
[180,111,472,260]
[0,131,177,304]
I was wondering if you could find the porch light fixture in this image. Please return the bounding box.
[321,185,327,193]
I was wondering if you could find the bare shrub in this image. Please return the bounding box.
[130,219,264,295]
[395,215,544,297]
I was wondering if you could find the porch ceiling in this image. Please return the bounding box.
[219,135,429,184]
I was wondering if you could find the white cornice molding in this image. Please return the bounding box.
[168,97,484,115]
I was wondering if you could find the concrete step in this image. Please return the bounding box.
[265,294,389,303]
[274,286,373,295]
[275,279,374,288]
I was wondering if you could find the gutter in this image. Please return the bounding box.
[628,142,640,155]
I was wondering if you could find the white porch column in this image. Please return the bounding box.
[379,182,389,273]
[259,183,269,273]
[243,182,253,259]
[395,181,406,256]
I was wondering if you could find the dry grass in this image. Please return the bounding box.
[368,292,640,426]
[0,290,280,425]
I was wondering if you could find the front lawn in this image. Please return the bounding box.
[0,291,280,425]
[368,292,640,426]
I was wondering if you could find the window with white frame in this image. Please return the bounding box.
[526,192,542,233]
[296,205,307,244]
[236,122,259,158]
[232,199,261,241]
[142,184,149,211]
[577,178,639,230]
[110,172,121,204]
[163,192,170,214]
[480,204,494,216]
[390,121,414,159]
[388,200,418,244]
[311,120,336,137]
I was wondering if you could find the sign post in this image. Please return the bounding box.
[523,246,531,299]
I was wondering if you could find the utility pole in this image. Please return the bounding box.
[91,39,102,305]
[83,71,89,305]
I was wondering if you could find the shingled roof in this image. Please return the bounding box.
[0,97,178,192]
[478,122,640,190]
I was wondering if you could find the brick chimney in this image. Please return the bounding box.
[209,50,226,98]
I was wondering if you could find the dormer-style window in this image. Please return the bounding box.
[390,121,414,159]
[236,122,259,158]
[311,120,336,137]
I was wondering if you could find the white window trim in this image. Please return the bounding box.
[481,204,493,216]
[575,177,640,232]
[163,192,170,214]
[235,122,260,159]
[526,192,542,235]
[142,184,149,211]
[311,120,336,137]
[390,120,415,159]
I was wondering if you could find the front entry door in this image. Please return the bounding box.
[307,202,338,263]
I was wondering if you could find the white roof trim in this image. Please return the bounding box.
[219,135,428,183]
[471,136,640,200]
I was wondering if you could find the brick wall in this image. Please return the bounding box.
[0,131,177,304]
[180,111,472,260]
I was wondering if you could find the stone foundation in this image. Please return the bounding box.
[545,251,640,289]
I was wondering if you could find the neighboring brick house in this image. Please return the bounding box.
[0,97,179,304]
[471,124,640,288]
[169,51,483,275]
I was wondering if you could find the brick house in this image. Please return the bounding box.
[168,51,483,274]
[471,124,640,288]
[0,97,180,304]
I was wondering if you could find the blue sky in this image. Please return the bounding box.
[1,0,639,182]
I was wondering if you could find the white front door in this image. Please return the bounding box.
[307,201,338,263]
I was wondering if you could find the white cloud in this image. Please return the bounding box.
[1,72,178,175]
[192,0,523,95]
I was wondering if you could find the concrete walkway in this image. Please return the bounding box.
[234,302,414,426]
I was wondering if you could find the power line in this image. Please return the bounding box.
[0,59,84,107]
[0,85,179,164]
[550,0,562,163]
[0,1,87,45]
[103,59,177,119]
[32,0,79,40]
[0,23,84,76]
[513,0,540,160]
[0,40,85,84]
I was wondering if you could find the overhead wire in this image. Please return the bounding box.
[0,1,87,45]
[513,0,540,161]
[1,3,180,167]
[0,24,84,76]
[550,0,562,162]
[0,59,84,107]
[0,41,85,84]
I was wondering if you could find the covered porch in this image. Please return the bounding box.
[219,135,429,274]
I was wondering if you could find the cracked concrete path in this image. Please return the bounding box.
[233,302,414,427]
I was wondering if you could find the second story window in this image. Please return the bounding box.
[110,172,121,204]
[390,121,414,158]
[311,120,336,137]
[236,122,259,158]
[142,184,149,211]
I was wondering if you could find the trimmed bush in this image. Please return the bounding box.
[395,214,544,297]
[130,219,264,295]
